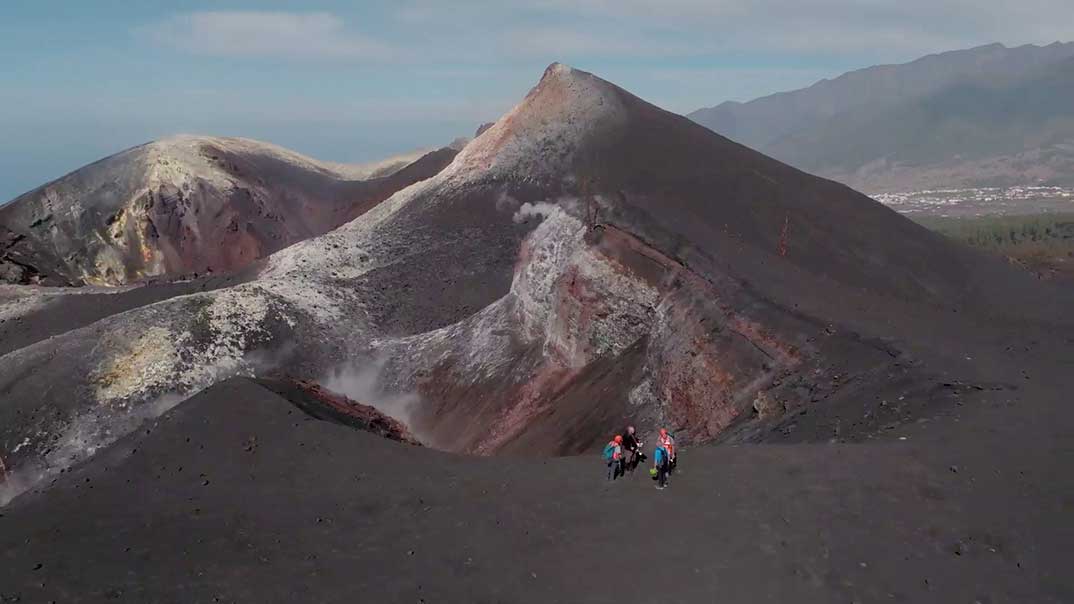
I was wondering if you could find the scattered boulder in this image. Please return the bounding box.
[753,391,784,420]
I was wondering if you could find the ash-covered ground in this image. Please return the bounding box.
[1,368,1071,603]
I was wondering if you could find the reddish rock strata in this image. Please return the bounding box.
[256,377,421,446]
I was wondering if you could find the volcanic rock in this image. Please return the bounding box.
[0,136,457,285]
[256,377,421,445]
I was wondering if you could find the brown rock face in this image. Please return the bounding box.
[256,377,421,446]
[385,215,814,455]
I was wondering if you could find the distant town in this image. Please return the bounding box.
[874,185,1074,216]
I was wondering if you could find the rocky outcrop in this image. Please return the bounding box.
[256,377,421,445]
[0,137,457,285]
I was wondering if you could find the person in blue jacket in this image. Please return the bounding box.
[653,441,670,489]
[603,435,624,481]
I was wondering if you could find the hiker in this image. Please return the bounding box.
[622,426,645,472]
[603,435,624,481]
[653,440,670,489]
[659,428,677,474]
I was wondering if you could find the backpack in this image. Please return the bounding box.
[602,442,617,462]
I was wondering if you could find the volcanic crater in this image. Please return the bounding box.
[1,62,1071,503]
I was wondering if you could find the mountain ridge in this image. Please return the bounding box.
[688,42,1074,191]
[0,135,458,285]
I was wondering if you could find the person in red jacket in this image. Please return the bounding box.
[603,435,624,481]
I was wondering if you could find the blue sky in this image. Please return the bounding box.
[2,0,1071,201]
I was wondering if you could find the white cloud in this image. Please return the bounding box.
[140,11,395,61]
[404,0,1074,59]
[140,4,1074,67]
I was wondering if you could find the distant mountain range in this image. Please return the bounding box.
[689,42,1074,192]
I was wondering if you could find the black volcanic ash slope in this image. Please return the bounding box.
[1,63,1072,501]
[1,372,1071,603]
[0,136,457,285]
